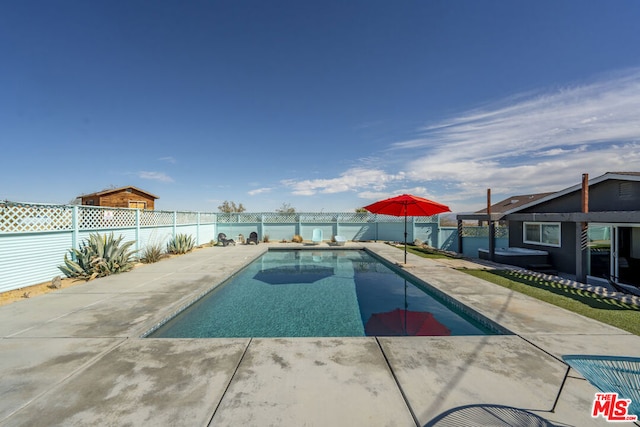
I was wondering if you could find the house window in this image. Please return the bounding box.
[523,222,561,247]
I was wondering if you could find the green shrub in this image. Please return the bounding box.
[167,234,195,255]
[140,241,166,263]
[59,233,137,280]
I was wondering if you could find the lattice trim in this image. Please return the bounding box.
[176,212,198,225]
[79,206,136,229]
[200,213,217,223]
[0,202,73,233]
[461,226,509,238]
[140,211,174,226]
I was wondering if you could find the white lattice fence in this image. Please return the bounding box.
[200,213,217,223]
[462,226,509,238]
[0,202,73,233]
[140,210,174,226]
[336,213,371,222]
[176,212,198,225]
[79,206,136,229]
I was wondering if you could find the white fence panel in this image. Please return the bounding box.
[198,223,217,245]
[335,224,376,241]
[139,226,175,251]
[0,232,72,292]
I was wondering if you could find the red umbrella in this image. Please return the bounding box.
[365,308,451,336]
[363,194,450,264]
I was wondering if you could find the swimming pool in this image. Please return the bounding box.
[147,249,508,338]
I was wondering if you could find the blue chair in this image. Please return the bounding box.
[311,228,323,245]
[562,355,640,417]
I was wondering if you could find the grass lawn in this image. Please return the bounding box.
[403,245,455,259]
[460,269,640,336]
[394,245,640,336]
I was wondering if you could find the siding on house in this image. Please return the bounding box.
[518,179,640,214]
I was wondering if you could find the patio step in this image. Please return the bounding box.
[527,264,558,275]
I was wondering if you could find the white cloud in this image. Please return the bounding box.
[397,69,640,203]
[158,156,176,164]
[282,168,405,196]
[357,186,439,200]
[137,171,174,183]
[248,187,272,196]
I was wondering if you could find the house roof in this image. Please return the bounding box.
[475,193,554,214]
[503,172,640,215]
[80,186,159,199]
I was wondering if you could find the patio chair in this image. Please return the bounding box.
[217,233,235,247]
[334,235,346,246]
[311,228,323,245]
[562,355,640,417]
[425,404,555,426]
[247,231,259,245]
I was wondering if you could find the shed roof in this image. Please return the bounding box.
[80,186,159,200]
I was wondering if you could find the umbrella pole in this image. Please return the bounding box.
[404,280,408,335]
[404,205,408,264]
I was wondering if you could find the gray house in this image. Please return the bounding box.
[459,172,640,288]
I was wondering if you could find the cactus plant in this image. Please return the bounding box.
[167,233,195,255]
[59,233,137,280]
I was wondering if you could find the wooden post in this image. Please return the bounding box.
[488,189,495,261]
[457,219,463,256]
[576,174,589,282]
[581,173,589,214]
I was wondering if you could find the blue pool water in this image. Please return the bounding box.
[148,250,505,338]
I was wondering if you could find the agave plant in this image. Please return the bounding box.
[167,233,195,255]
[140,241,166,263]
[59,233,137,280]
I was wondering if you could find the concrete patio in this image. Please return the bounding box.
[0,243,639,426]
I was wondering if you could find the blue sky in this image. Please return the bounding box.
[2,1,640,213]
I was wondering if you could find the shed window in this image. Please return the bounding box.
[128,201,146,209]
[524,222,561,247]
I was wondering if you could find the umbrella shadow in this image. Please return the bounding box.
[253,265,335,285]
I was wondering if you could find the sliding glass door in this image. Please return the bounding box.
[587,224,611,281]
[589,225,640,287]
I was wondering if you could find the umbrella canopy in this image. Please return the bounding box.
[364,194,451,264]
[365,308,451,336]
[364,193,450,217]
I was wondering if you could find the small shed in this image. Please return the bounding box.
[80,186,159,210]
